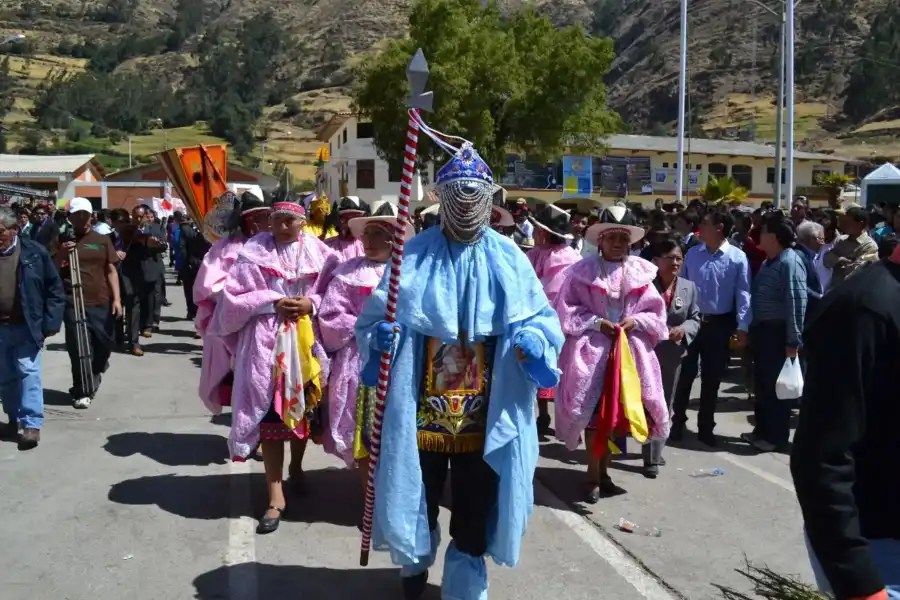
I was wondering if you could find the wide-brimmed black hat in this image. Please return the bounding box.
[337,195,370,217]
[530,203,574,241]
[224,191,270,232]
[239,191,268,215]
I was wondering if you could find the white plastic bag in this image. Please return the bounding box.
[775,358,804,400]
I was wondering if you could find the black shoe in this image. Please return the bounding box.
[18,428,40,451]
[669,424,684,442]
[642,464,659,479]
[698,431,718,447]
[401,570,428,600]
[583,482,601,505]
[256,506,284,534]
[599,474,626,497]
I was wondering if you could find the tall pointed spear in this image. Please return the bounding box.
[359,48,433,568]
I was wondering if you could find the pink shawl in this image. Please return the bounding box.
[317,256,386,465]
[194,234,245,335]
[208,232,336,459]
[324,235,365,263]
[193,235,245,414]
[553,255,670,450]
[527,244,582,305]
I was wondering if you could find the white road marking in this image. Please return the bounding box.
[534,481,680,600]
[226,459,258,600]
[716,453,795,493]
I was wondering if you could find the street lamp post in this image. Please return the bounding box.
[675,0,688,204]
[785,0,796,208]
[774,12,786,207]
[746,0,799,209]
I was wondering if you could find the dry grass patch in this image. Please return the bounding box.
[111,125,228,156]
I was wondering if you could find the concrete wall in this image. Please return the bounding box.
[318,116,425,204]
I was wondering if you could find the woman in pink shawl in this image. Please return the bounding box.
[210,197,336,535]
[554,206,669,503]
[526,203,581,436]
[318,201,412,490]
[323,196,369,262]
[193,191,271,414]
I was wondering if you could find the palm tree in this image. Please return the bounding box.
[815,172,854,209]
[698,175,750,206]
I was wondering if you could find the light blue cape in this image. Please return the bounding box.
[355,226,564,568]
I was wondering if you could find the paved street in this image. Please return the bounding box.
[0,276,814,600]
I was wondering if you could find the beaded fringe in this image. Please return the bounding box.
[417,431,485,454]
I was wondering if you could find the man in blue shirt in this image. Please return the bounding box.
[671,210,752,446]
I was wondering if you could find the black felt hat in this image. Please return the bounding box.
[338,195,370,216]
[530,203,574,241]
[239,191,268,215]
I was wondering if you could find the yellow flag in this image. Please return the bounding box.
[619,334,649,444]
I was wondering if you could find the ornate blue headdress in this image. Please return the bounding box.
[413,113,496,244]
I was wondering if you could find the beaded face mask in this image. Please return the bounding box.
[413,111,495,245]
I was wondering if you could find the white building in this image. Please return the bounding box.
[315,113,427,205]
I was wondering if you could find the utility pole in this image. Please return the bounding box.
[774,11,785,208]
[676,0,688,204]
[750,6,757,141]
[785,0,796,208]
[748,0,798,209]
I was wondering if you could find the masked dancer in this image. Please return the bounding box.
[303,193,338,240]
[355,136,564,600]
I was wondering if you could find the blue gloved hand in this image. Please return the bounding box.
[361,348,382,386]
[514,330,559,389]
[373,321,400,353]
[515,330,544,363]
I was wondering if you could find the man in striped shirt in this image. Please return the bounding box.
[742,211,807,453]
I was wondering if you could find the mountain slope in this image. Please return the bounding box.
[2,0,900,166]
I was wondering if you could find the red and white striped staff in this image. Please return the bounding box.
[359,49,433,568]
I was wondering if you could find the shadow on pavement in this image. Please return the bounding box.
[666,432,758,456]
[108,473,246,520]
[109,467,363,526]
[42,388,73,406]
[533,466,595,516]
[538,441,586,466]
[45,343,67,352]
[141,341,200,355]
[159,316,184,324]
[104,432,228,466]
[190,356,203,368]
[284,468,363,529]
[193,563,438,600]
[158,328,201,340]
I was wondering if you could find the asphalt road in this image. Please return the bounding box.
[0,276,815,600]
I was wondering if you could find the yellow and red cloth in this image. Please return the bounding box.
[592,326,649,459]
